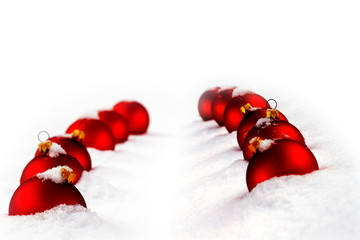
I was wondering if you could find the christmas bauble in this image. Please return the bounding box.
[243,119,305,160]
[246,139,319,191]
[211,87,235,126]
[21,153,84,184]
[35,136,92,171]
[113,101,150,135]
[9,177,86,216]
[66,118,115,150]
[198,87,221,121]
[223,92,269,133]
[237,108,288,150]
[98,110,129,143]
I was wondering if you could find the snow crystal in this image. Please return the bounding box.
[218,86,235,92]
[36,166,73,184]
[232,87,252,97]
[255,117,273,128]
[258,139,275,152]
[48,142,67,158]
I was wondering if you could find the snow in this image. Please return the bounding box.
[256,117,274,128]
[1,1,360,240]
[258,139,275,152]
[36,166,73,184]
[47,142,67,158]
[232,87,252,97]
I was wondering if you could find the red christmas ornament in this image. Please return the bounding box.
[21,153,84,185]
[113,101,150,135]
[223,92,269,133]
[243,119,305,160]
[246,139,319,191]
[9,176,86,216]
[198,87,221,121]
[237,108,288,150]
[98,110,129,143]
[211,87,235,126]
[66,118,115,151]
[35,136,92,171]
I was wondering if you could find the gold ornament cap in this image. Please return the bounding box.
[38,141,52,153]
[72,129,85,141]
[240,103,253,114]
[247,137,262,153]
[266,109,280,119]
[61,168,76,183]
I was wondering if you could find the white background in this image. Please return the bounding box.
[0,1,359,239]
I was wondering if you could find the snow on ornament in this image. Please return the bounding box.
[243,119,305,160]
[237,106,288,150]
[66,118,116,151]
[9,166,86,216]
[211,87,236,126]
[21,141,83,184]
[98,110,129,143]
[113,101,150,135]
[35,133,92,171]
[223,90,269,133]
[198,87,221,121]
[246,139,319,191]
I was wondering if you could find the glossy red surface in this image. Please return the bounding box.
[20,154,84,184]
[66,119,115,150]
[35,137,92,171]
[223,93,269,133]
[98,110,129,143]
[243,120,305,160]
[237,108,288,150]
[198,87,220,121]
[9,178,86,216]
[246,139,319,191]
[211,88,235,126]
[113,101,150,135]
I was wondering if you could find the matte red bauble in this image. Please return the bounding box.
[243,120,305,160]
[9,178,86,216]
[20,154,84,184]
[211,88,235,126]
[113,101,150,135]
[98,110,129,143]
[35,137,92,171]
[223,93,269,133]
[198,87,220,121]
[237,108,288,150]
[246,139,319,191]
[66,119,115,150]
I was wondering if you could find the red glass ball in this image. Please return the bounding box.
[198,87,221,121]
[35,137,92,171]
[243,120,305,160]
[98,110,129,143]
[113,101,150,135]
[66,118,115,150]
[211,88,235,126]
[223,93,269,133]
[246,139,319,191]
[9,178,86,216]
[237,108,288,150]
[20,154,84,185]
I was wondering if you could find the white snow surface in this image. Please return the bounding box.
[1,1,360,240]
[256,117,274,128]
[258,139,276,152]
[36,166,73,184]
[48,142,67,158]
[232,87,252,97]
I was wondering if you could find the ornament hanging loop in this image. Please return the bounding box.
[37,130,50,143]
[267,99,278,109]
